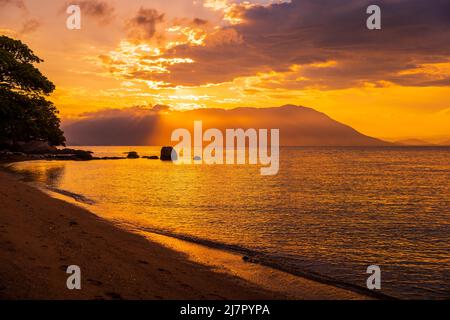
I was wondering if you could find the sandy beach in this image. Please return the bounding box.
[0,167,369,300]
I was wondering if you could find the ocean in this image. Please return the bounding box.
[8,146,450,299]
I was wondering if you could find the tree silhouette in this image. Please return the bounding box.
[0,35,65,147]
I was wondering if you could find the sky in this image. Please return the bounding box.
[1,0,449,141]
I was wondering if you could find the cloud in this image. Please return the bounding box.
[192,18,208,26]
[138,0,450,88]
[0,0,25,10]
[20,19,40,34]
[126,7,165,40]
[62,0,115,24]
[62,106,166,146]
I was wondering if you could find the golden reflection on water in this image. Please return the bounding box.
[8,146,450,299]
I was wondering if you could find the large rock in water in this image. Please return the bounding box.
[126,151,139,159]
[17,141,57,154]
[160,146,177,161]
[56,148,93,160]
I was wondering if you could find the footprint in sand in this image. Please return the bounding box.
[87,279,103,286]
[59,264,69,271]
[179,282,193,290]
[104,292,123,300]
[157,268,171,274]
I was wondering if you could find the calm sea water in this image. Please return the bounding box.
[8,146,450,299]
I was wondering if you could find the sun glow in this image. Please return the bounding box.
[3,0,446,141]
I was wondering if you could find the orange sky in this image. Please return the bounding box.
[1,0,449,142]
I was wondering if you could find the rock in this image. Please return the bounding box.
[29,154,45,159]
[55,148,93,160]
[94,156,126,160]
[74,150,93,160]
[12,152,26,157]
[242,255,256,263]
[126,151,140,159]
[0,150,13,157]
[142,155,159,159]
[16,141,57,154]
[160,146,177,161]
[0,150,26,159]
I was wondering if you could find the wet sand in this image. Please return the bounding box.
[0,169,369,300]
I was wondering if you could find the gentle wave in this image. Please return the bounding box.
[7,146,450,299]
[47,186,96,205]
[119,222,394,299]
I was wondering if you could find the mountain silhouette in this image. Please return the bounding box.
[62,105,391,146]
[394,139,435,146]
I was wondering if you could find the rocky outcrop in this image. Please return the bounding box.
[55,148,94,160]
[0,148,94,161]
[1,147,178,162]
[17,141,57,154]
[93,156,126,160]
[126,151,140,159]
[160,146,177,161]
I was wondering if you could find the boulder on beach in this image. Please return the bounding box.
[143,155,159,159]
[160,146,177,161]
[17,141,57,154]
[126,151,139,159]
[0,150,26,159]
[56,148,94,160]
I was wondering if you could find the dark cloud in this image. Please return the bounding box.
[0,0,25,9]
[126,7,164,40]
[77,105,167,118]
[20,19,40,34]
[151,104,171,112]
[192,18,208,26]
[147,0,450,88]
[62,0,115,24]
[62,106,163,146]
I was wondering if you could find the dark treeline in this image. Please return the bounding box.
[0,35,65,149]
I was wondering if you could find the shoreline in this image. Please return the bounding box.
[0,162,371,300]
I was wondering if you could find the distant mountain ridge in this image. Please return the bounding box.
[394,139,436,146]
[63,104,392,146]
[392,138,450,146]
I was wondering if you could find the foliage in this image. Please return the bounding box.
[0,35,65,146]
